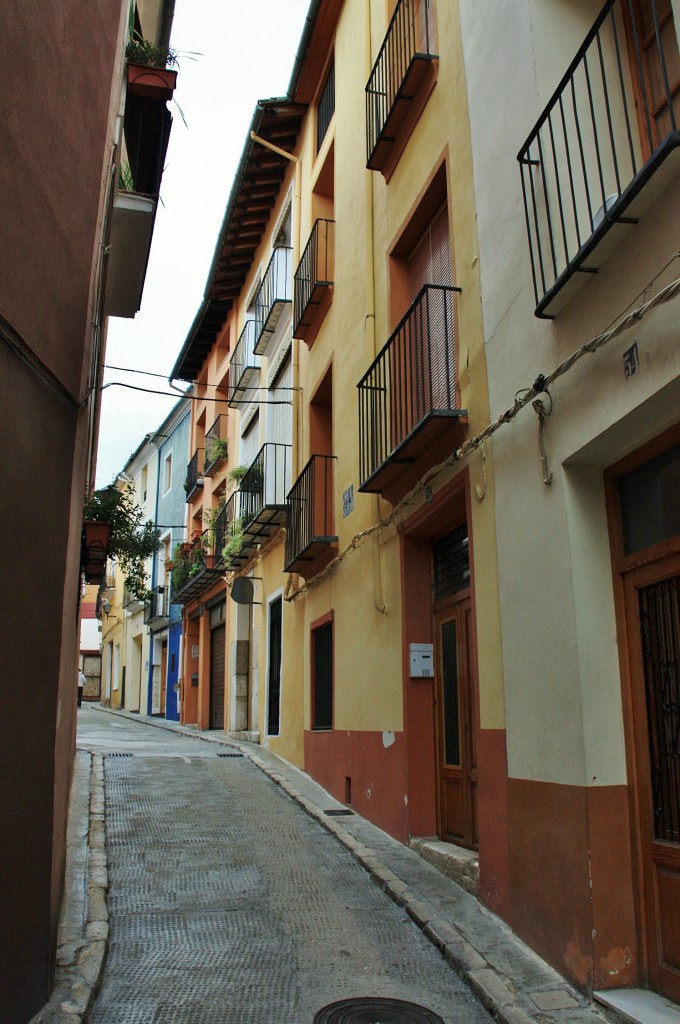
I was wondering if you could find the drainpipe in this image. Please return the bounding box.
[250,131,302,479]
[364,0,387,615]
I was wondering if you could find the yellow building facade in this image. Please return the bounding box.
[171,0,506,897]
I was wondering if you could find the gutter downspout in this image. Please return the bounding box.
[364,0,386,615]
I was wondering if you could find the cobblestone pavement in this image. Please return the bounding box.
[82,709,492,1024]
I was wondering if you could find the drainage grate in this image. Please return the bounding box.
[324,808,355,816]
[107,752,134,757]
[314,998,445,1023]
[216,752,244,758]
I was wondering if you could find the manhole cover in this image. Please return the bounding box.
[314,997,445,1023]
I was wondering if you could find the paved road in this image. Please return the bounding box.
[78,707,492,1024]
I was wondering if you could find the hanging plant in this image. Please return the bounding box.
[205,436,228,468]
[83,484,160,601]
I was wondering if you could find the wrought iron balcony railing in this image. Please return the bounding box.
[317,61,335,152]
[366,0,437,171]
[228,320,260,408]
[240,442,292,528]
[518,0,680,317]
[254,247,293,355]
[204,415,228,475]
[294,220,335,342]
[143,585,169,625]
[357,284,466,500]
[184,449,204,502]
[284,455,338,578]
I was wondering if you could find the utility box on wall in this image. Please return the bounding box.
[409,643,434,678]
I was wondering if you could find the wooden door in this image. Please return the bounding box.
[624,553,680,1001]
[435,596,477,848]
[626,0,680,154]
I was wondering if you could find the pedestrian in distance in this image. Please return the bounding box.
[77,669,86,708]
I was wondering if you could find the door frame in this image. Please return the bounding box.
[398,468,480,842]
[605,421,680,996]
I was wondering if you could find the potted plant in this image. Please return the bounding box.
[82,484,160,599]
[222,516,245,563]
[228,465,248,488]
[126,39,178,100]
[205,436,228,470]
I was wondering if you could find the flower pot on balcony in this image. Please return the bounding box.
[82,520,112,583]
[204,554,216,570]
[127,62,178,101]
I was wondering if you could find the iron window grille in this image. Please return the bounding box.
[284,455,338,573]
[366,0,437,170]
[357,284,461,489]
[184,449,204,502]
[204,415,228,475]
[317,61,335,152]
[518,0,680,317]
[293,219,335,339]
[228,320,260,407]
[254,247,293,355]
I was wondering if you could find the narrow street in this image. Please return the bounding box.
[77,706,493,1024]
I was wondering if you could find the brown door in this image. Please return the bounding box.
[625,0,680,154]
[624,553,680,1001]
[434,596,477,848]
[210,623,226,730]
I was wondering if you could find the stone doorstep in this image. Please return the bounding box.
[594,988,680,1024]
[409,836,480,895]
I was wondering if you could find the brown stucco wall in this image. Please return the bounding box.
[0,2,124,1020]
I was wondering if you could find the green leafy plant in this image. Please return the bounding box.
[222,516,245,562]
[205,436,228,468]
[202,503,225,549]
[228,465,248,487]
[83,484,160,600]
[118,160,135,192]
[125,38,178,68]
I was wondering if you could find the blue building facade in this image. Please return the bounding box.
[146,398,191,720]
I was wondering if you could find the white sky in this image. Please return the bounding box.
[96,0,310,487]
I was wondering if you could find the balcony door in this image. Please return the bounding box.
[626,0,680,152]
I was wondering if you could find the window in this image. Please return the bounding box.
[312,615,333,730]
[163,452,172,494]
[317,60,335,153]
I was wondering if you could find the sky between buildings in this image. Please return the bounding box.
[96,0,310,488]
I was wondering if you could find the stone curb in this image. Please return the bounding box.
[90,706,607,1024]
[30,754,109,1024]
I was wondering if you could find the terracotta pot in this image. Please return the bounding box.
[126,62,177,101]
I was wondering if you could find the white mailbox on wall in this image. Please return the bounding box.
[409,643,434,678]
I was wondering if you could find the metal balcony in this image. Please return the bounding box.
[238,443,292,556]
[170,533,223,606]
[366,0,437,171]
[293,220,335,342]
[204,415,229,476]
[518,0,680,318]
[228,321,260,408]
[357,284,467,502]
[184,449,204,502]
[253,247,293,356]
[317,62,335,152]
[284,455,338,578]
[143,585,169,626]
